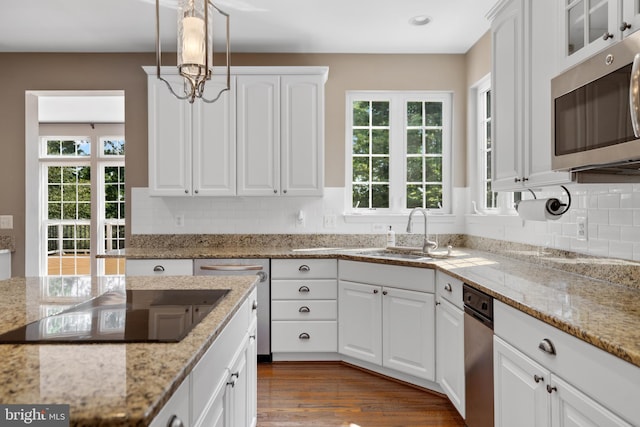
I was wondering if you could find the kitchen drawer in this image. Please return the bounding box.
[126,259,193,276]
[495,300,640,424]
[271,279,337,300]
[272,259,337,279]
[435,271,463,309]
[272,321,337,352]
[339,260,434,293]
[272,300,337,321]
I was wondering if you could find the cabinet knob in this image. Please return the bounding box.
[602,31,614,41]
[194,189,199,194]
[435,301,441,306]
[534,375,544,383]
[621,21,632,31]
[382,290,388,295]
[273,189,278,194]
[298,332,310,340]
[252,300,258,311]
[373,289,379,294]
[283,189,287,194]
[546,384,557,394]
[299,264,311,272]
[167,415,184,427]
[444,283,452,292]
[298,306,311,313]
[298,285,310,293]
[184,189,189,194]
[538,338,556,355]
[153,265,165,272]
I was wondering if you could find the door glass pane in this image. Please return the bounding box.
[568,1,585,55]
[588,0,608,43]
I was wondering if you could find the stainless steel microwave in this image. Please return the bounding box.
[552,30,640,179]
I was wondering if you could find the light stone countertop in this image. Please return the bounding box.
[109,245,640,369]
[0,275,257,427]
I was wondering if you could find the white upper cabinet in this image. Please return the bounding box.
[489,0,572,191]
[237,71,327,196]
[146,66,327,197]
[146,68,236,197]
[559,0,640,71]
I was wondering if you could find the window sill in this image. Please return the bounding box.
[344,213,456,224]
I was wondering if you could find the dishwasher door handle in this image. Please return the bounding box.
[199,265,264,271]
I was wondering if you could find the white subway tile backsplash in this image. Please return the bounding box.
[588,209,609,225]
[597,193,620,209]
[609,241,634,260]
[609,209,634,226]
[619,225,640,242]
[597,225,620,241]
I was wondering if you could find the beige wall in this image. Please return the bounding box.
[466,31,491,87]
[0,50,484,276]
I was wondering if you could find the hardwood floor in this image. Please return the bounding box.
[257,362,465,427]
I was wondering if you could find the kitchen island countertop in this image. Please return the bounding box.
[0,275,257,427]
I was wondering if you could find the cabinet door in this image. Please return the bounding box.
[622,0,640,36]
[148,75,192,196]
[280,75,324,196]
[338,281,382,364]
[192,75,236,196]
[436,298,465,418]
[551,375,632,427]
[246,322,258,427]
[148,306,192,340]
[382,287,435,381]
[559,0,618,70]
[237,75,280,196]
[491,0,523,191]
[525,0,571,188]
[494,336,550,427]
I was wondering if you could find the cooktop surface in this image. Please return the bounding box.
[0,289,230,344]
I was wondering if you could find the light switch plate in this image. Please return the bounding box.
[0,215,13,230]
[576,216,587,241]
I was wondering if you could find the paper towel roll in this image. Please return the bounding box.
[516,198,565,221]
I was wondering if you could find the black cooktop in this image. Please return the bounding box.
[0,289,229,344]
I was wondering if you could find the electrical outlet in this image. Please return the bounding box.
[323,214,336,229]
[371,223,385,232]
[576,216,587,241]
[174,214,185,227]
[0,215,13,230]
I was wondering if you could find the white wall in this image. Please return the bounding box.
[466,183,640,261]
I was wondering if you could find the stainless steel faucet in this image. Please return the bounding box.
[406,207,438,254]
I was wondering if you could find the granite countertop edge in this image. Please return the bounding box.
[108,246,640,369]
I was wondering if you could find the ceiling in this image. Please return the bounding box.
[0,0,495,54]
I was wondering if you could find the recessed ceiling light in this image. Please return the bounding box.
[409,15,431,26]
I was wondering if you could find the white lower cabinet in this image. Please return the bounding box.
[271,259,338,359]
[338,261,436,382]
[435,271,465,418]
[152,289,257,427]
[494,300,638,427]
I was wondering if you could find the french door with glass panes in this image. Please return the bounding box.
[40,125,125,276]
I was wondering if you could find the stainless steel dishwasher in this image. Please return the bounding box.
[194,258,271,361]
[463,283,494,427]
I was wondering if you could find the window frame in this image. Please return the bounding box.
[345,91,453,215]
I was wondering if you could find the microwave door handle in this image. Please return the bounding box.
[630,53,640,137]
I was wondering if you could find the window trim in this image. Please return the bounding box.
[345,91,453,215]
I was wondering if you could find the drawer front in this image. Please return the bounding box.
[272,300,337,320]
[272,321,337,352]
[272,259,337,279]
[125,259,193,276]
[435,271,463,309]
[271,279,337,300]
[339,260,434,293]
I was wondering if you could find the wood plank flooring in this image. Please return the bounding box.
[257,362,465,427]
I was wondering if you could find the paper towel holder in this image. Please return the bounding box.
[516,185,572,216]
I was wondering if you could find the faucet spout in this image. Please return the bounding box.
[406,207,438,254]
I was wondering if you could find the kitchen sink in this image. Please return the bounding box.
[351,249,432,261]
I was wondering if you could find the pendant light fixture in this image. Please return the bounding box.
[156,0,230,103]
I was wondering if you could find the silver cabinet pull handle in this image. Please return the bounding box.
[153,265,165,272]
[444,283,452,292]
[630,53,640,137]
[534,375,544,383]
[298,285,310,293]
[298,332,310,340]
[298,264,311,272]
[538,338,556,355]
[257,271,268,282]
[298,306,310,313]
[168,415,184,427]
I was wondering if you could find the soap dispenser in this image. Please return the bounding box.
[386,226,395,247]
